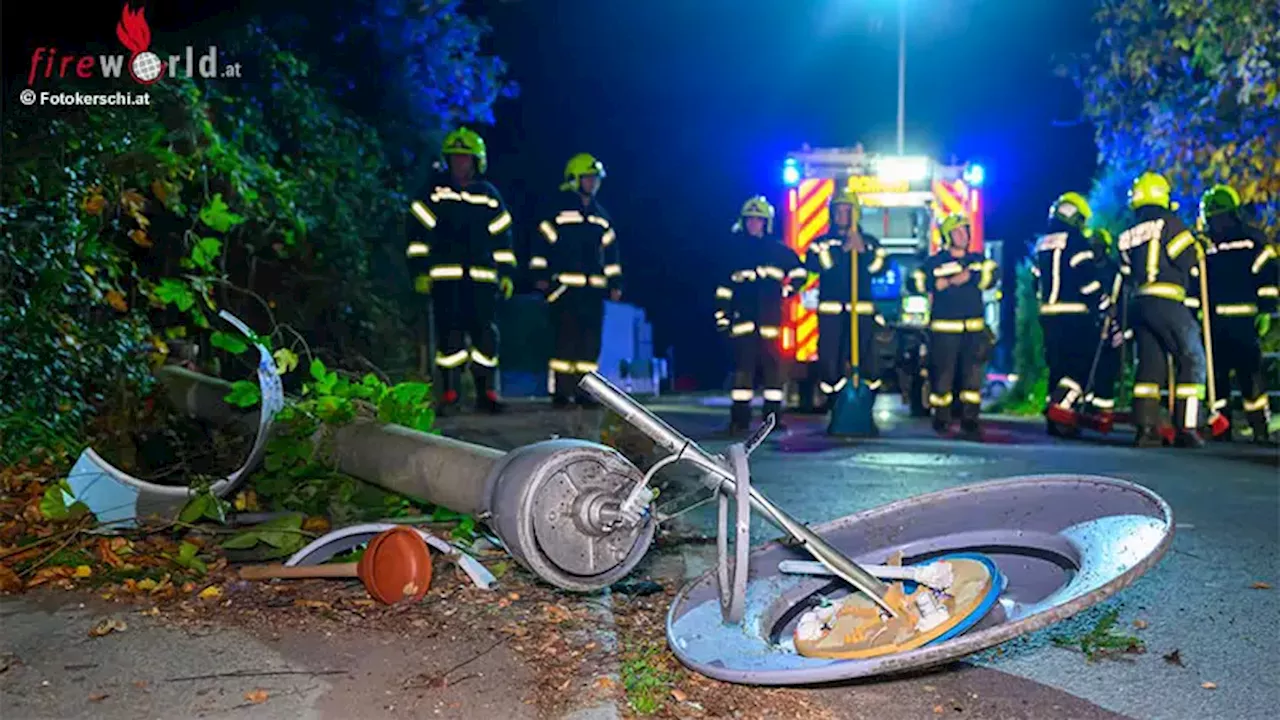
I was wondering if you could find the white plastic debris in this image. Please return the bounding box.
[284,522,497,590]
[63,311,284,529]
[778,559,955,591]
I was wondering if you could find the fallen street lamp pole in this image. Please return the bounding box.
[155,365,656,592]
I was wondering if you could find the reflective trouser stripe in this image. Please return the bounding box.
[731,389,753,402]
[549,359,573,373]
[470,349,497,367]
[929,393,953,407]
[960,390,982,405]
[1133,383,1161,398]
[436,349,469,368]
[762,389,785,402]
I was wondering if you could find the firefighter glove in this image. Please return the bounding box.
[414,274,432,295]
[1258,313,1273,338]
[500,277,514,300]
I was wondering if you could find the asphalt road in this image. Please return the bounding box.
[650,399,1280,720]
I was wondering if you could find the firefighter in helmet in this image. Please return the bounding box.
[714,196,807,432]
[529,153,622,407]
[1118,172,1205,447]
[1033,192,1104,435]
[810,187,889,423]
[1196,184,1277,442]
[1082,225,1126,430]
[910,212,998,438]
[406,128,516,413]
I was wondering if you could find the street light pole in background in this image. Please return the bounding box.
[897,0,906,155]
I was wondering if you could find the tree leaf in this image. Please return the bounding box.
[309,358,327,381]
[224,380,262,408]
[210,331,249,355]
[198,193,245,233]
[153,278,195,311]
[272,348,299,375]
[189,236,223,272]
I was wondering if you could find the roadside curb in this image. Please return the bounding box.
[558,588,621,720]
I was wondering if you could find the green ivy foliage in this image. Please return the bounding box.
[1074,0,1280,234]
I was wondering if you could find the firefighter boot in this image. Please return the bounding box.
[931,413,950,435]
[729,401,752,435]
[1249,418,1276,444]
[762,401,786,431]
[959,419,982,441]
[439,370,462,415]
[1173,429,1206,449]
[474,376,505,415]
[1133,426,1164,448]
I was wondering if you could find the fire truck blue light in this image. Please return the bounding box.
[782,160,801,186]
[963,164,985,187]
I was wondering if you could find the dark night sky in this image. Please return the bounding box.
[4,0,1099,387]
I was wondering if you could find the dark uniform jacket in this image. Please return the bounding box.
[1116,205,1197,305]
[1198,220,1278,315]
[529,192,622,297]
[714,235,807,331]
[406,178,516,287]
[911,251,998,331]
[1030,222,1102,316]
[809,229,887,316]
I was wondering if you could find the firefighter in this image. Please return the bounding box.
[1197,184,1277,442]
[529,153,622,407]
[714,196,807,432]
[1081,226,1126,430]
[1117,172,1205,447]
[911,212,998,438]
[1033,192,1104,435]
[406,128,516,414]
[810,187,889,417]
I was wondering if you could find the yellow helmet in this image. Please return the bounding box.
[1198,184,1240,224]
[1050,191,1092,228]
[561,153,606,192]
[830,187,862,226]
[734,195,775,234]
[1128,172,1171,210]
[938,212,970,246]
[441,128,487,174]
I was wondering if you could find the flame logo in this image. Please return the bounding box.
[115,3,152,53]
[115,3,165,84]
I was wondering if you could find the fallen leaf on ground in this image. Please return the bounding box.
[244,689,270,704]
[74,565,92,578]
[1163,650,1184,667]
[96,538,125,568]
[135,578,158,592]
[88,692,109,702]
[933,706,945,715]
[302,516,330,533]
[1133,619,1148,629]
[197,586,222,600]
[1202,682,1217,690]
[1250,581,1271,590]
[0,564,21,593]
[402,582,420,597]
[593,676,615,690]
[88,618,127,638]
[295,600,332,610]
[27,566,75,588]
[544,604,573,624]
[671,689,688,702]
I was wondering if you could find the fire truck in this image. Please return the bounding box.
[778,145,1001,414]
